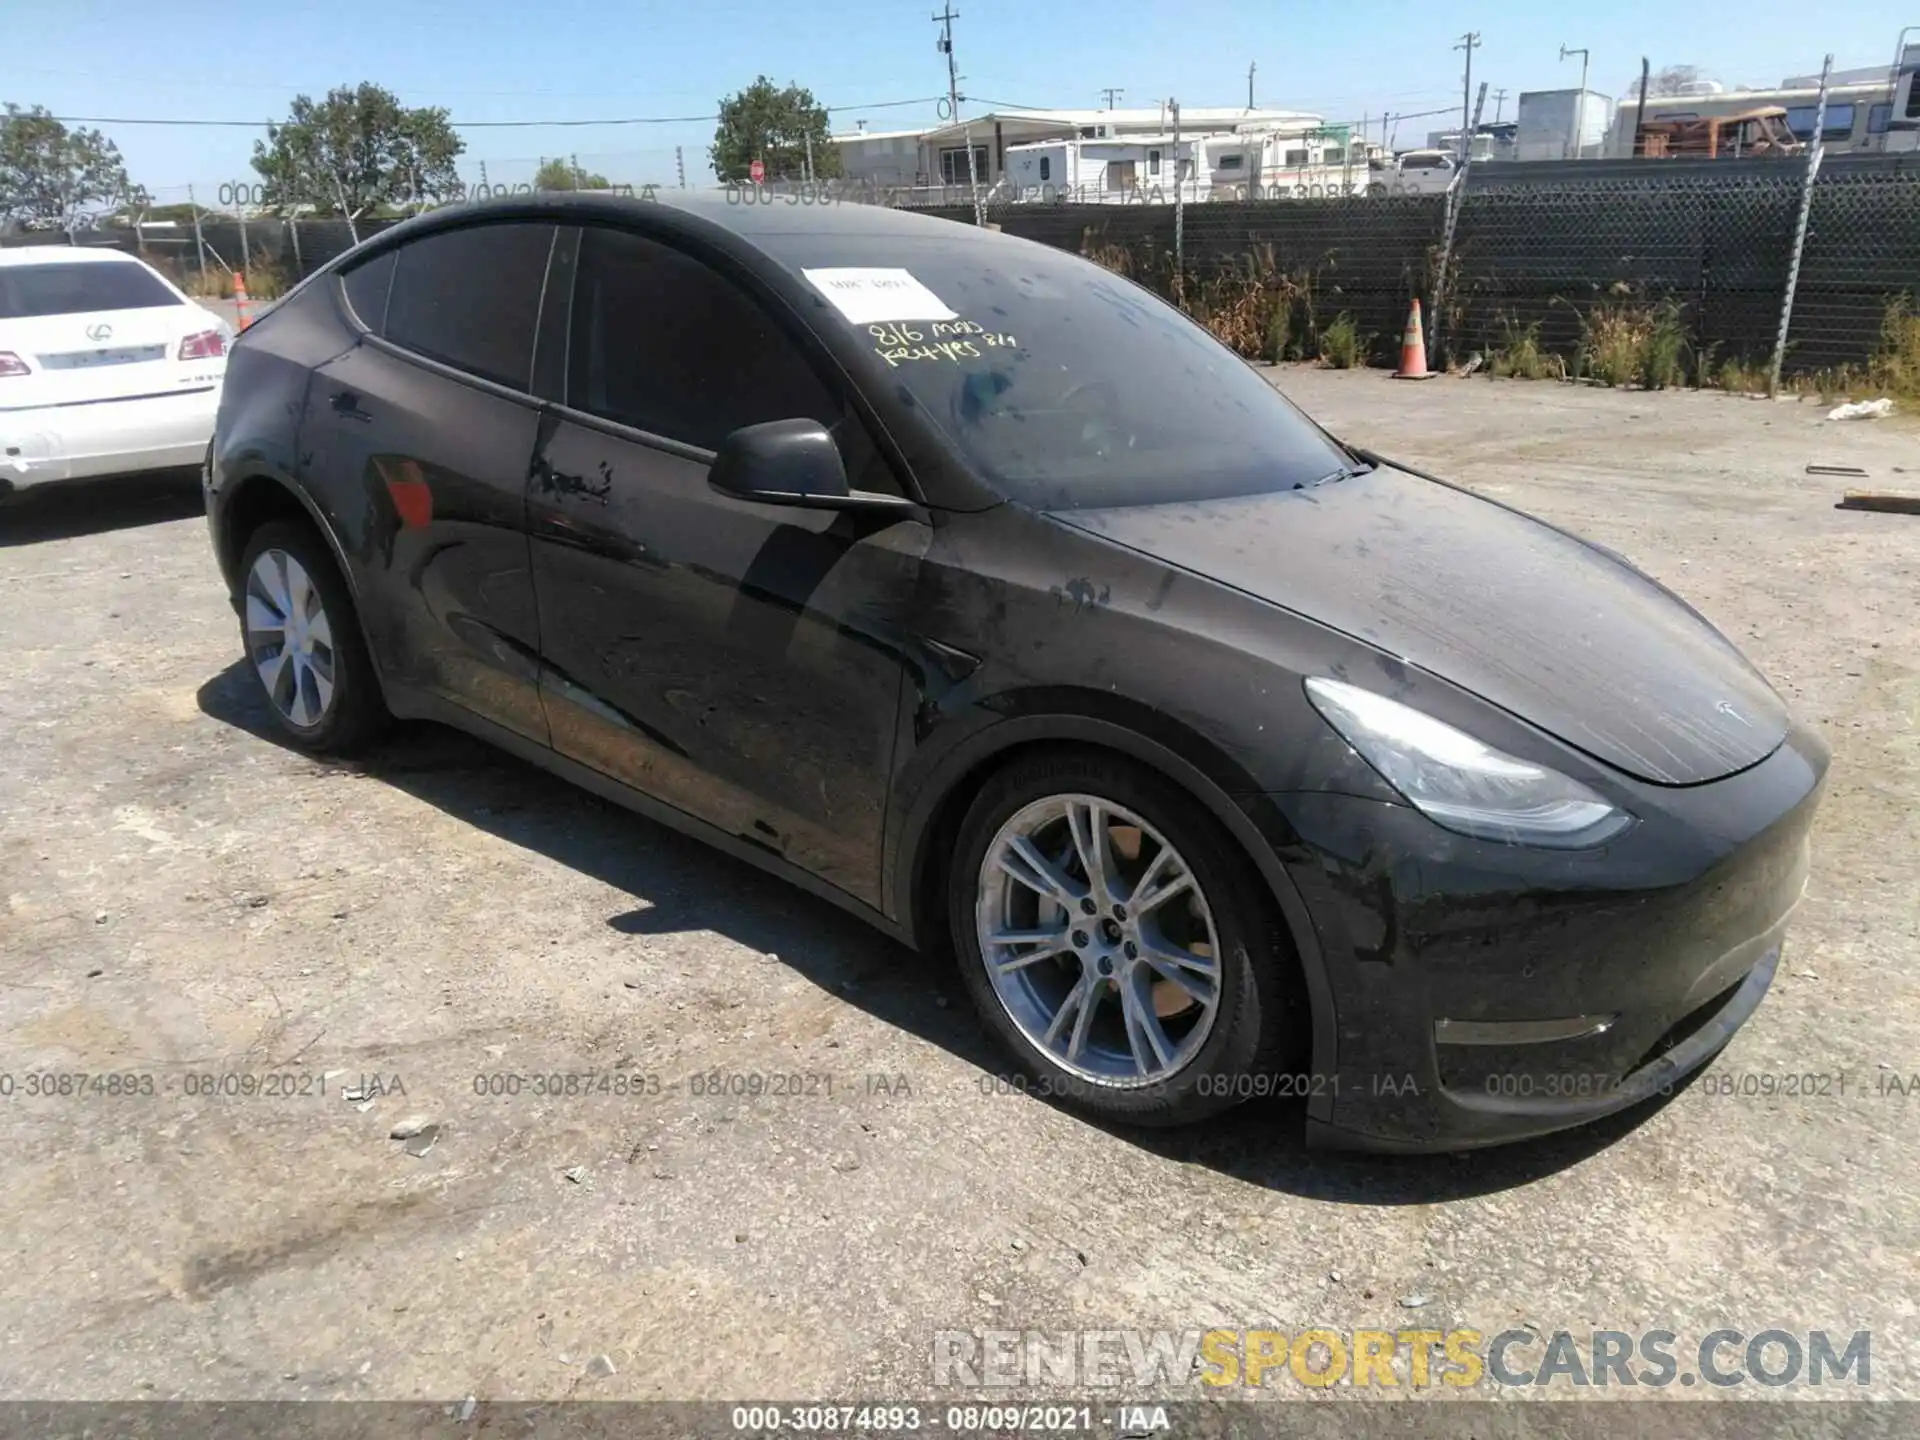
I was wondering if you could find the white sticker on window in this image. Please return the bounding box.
[802,267,958,325]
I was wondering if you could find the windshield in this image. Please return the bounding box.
[0,260,179,320]
[783,236,1353,510]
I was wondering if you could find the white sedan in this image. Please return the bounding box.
[0,246,233,493]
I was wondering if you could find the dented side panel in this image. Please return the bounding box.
[301,339,549,745]
[525,415,930,905]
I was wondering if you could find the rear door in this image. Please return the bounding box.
[524,223,930,904]
[301,221,555,744]
[0,256,226,408]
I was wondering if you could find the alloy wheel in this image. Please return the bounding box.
[976,793,1223,1087]
[244,548,337,729]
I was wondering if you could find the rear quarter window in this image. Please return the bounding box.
[0,260,179,319]
[340,250,396,334]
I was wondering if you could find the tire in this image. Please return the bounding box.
[236,520,387,754]
[948,748,1303,1127]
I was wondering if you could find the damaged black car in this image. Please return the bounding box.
[204,194,1827,1151]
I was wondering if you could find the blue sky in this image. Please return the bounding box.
[10,0,1912,202]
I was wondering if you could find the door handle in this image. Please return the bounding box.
[330,390,371,422]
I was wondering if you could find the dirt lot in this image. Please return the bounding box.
[1,370,1916,1415]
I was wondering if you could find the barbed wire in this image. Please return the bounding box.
[39,95,952,131]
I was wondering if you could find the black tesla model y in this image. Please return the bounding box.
[203,194,1827,1151]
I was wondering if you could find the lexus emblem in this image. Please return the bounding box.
[86,322,113,342]
[1717,700,1752,727]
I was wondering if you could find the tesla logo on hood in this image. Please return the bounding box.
[86,322,113,341]
[1717,700,1753,727]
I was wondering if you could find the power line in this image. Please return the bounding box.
[1330,103,1459,130]
[41,95,950,130]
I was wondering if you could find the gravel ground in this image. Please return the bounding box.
[0,370,1915,1414]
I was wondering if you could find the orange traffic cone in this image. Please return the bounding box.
[1394,298,1433,380]
[233,271,253,332]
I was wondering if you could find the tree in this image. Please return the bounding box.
[534,156,613,191]
[0,104,144,228]
[711,77,841,183]
[1631,65,1705,98]
[251,83,464,221]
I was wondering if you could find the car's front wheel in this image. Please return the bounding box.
[237,521,386,754]
[949,749,1299,1127]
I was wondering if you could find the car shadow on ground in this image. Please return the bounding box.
[197,657,1677,1205]
[0,468,204,546]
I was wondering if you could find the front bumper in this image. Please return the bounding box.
[1253,719,1828,1153]
[0,386,221,491]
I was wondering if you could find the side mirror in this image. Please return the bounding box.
[707,419,916,515]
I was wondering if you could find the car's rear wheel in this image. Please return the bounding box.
[948,749,1298,1126]
[237,521,385,754]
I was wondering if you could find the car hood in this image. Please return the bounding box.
[1047,465,1788,786]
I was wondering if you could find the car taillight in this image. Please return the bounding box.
[178,330,226,361]
[0,351,28,377]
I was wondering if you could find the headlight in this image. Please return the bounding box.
[1304,677,1632,849]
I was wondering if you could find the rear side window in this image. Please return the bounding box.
[384,223,554,390]
[340,249,396,333]
[567,225,838,451]
[0,260,178,319]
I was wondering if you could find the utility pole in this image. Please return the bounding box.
[675,145,687,189]
[1169,97,1184,302]
[1560,44,1591,159]
[1247,62,1256,110]
[1631,57,1651,156]
[1431,79,1488,369]
[933,4,982,219]
[1454,32,1482,159]
[1492,87,1509,122]
[187,183,206,281]
[1100,86,1125,109]
[1771,54,1833,394]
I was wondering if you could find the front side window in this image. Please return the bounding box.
[780,237,1351,511]
[0,260,176,319]
[567,226,839,453]
[383,222,554,390]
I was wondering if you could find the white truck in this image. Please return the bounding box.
[1368,150,1461,196]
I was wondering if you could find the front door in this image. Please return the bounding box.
[525,224,930,906]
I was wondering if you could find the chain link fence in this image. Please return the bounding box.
[8,153,1917,386]
[895,152,1920,385]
